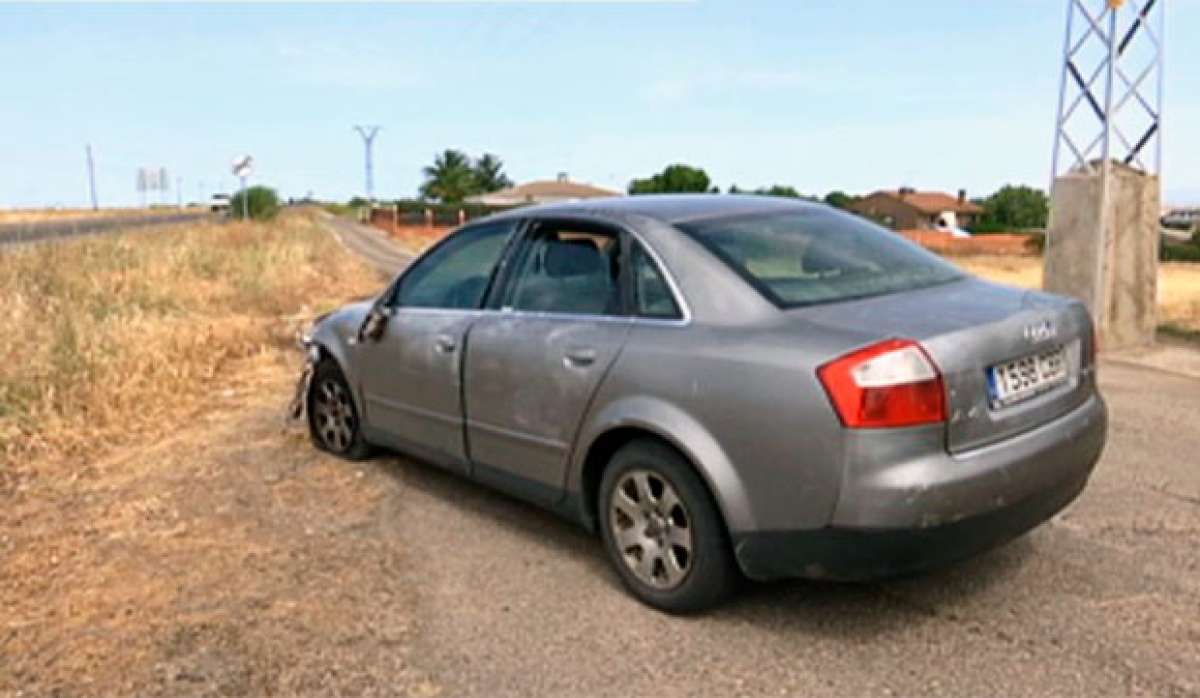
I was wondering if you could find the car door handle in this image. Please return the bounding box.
[434,335,458,353]
[563,347,597,368]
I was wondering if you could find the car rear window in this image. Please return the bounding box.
[676,208,964,308]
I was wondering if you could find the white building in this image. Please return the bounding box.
[468,173,620,206]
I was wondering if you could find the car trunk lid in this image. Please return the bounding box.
[792,277,1096,453]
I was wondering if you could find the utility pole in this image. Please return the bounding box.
[354,125,381,204]
[1050,0,1164,183]
[85,144,98,210]
[1046,0,1166,350]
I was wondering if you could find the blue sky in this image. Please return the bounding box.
[2,1,1197,208]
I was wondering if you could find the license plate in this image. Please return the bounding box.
[988,345,1068,407]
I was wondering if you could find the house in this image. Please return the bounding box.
[851,188,984,231]
[468,173,620,206]
[1162,207,1200,229]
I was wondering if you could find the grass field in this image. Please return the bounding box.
[0,207,179,225]
[954,254,1200,335]
[0,211,379,477]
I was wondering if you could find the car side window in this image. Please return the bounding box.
[393,222,513,310]
[506,224,622,316]
[631,243,683,320]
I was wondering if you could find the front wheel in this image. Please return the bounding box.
[307,359,373,460]
[598,439,739,613]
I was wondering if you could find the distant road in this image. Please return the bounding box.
[317,211,413,277]
[0,211,213,247]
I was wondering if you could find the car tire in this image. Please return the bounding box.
[307,359,373,461]
[598,438,740,613]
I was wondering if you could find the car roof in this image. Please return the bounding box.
[488,194,823,226]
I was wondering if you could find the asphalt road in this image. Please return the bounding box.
[320,211,414,276]
[374,361,1200,697]
[315,217,1200,696]
[0,211,212,247]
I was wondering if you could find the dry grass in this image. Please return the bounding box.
[0,207,171,225]
[0,210,380,480]
[953,254,1200,334]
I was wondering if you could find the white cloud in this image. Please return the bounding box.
[275,37,427,91]
[642,68,828,105]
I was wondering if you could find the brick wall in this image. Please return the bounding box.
[898,230,1036,256]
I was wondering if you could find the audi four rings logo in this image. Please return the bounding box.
[1023,320,1057,343]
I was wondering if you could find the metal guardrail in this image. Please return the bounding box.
[0,212,213,247]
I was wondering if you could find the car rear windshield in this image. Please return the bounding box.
[676,208,964,308]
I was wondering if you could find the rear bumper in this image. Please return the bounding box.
[734,392,1106,581]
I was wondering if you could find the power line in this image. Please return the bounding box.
[354,125,381,203]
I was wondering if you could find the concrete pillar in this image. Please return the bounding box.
[1044,165,1159,351]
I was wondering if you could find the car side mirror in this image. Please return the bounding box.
[357,305,392,343]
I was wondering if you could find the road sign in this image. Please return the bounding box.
[232,155,254,178]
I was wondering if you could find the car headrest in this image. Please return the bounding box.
[544,238,605,278]
[802,244,846,274]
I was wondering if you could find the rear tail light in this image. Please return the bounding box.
[818,338,946,428]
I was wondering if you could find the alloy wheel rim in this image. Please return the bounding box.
[609,469,694,590]
[313,379,355,452]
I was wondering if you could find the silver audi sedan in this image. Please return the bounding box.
[299,195,1107,612]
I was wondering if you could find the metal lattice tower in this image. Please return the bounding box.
[1051,0,1165,182]
[354,125,381,203]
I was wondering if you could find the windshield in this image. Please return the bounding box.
[677,208,964,308]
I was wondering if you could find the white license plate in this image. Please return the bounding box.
[988,345,1069,407]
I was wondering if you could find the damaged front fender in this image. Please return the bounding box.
[286,337,322,421]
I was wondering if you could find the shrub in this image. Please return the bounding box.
[229,186,281,221]
[1160,239,1200,263]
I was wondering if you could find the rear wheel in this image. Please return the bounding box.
[307,359,372,460]
[598,439,739,613]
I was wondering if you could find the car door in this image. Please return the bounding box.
[356,220,516,473]
[463,219,633,503]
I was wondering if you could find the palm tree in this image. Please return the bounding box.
[419,149,477,203]
[473,153,513,193]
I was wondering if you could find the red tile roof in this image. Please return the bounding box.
[498,180,620,200]
[877,190,983,215]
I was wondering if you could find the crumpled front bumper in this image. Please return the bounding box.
[287,337,321,420]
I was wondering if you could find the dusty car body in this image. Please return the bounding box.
[301,194,1107,611]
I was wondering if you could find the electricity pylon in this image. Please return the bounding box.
[354,125,382,204]
[1051,0,1165,182]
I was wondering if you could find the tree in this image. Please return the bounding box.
[823,191,858,210]
[977,185,1049,231]
[753,185,804,199]
[473,153,512,193]
[628,164,712,195]
[420,149,478,203]
[229,185,280,221]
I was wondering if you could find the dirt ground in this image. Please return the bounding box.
[5,353,1200,697]
[1,355,439,696]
